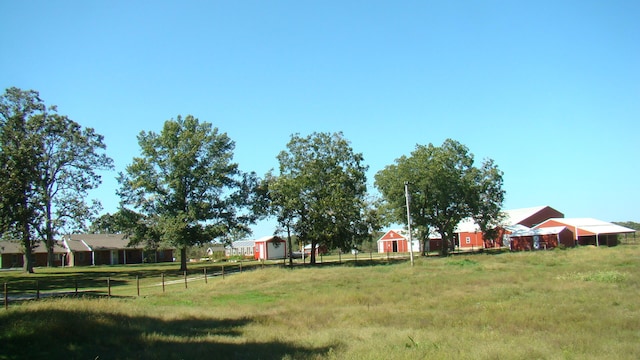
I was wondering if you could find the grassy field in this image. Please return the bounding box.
[1,246,639,359]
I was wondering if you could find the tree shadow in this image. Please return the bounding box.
[0,308,338,360]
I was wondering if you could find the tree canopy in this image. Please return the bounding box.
[268,132,370,264]
[375,139,505,256]
[0,87,112,272]
[117,115,258,271]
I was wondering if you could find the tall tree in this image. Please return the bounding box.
[37,109,113,266]
[0,88,46,273]
[0,87,113,270]
[117,115,257,271]
[270,132,369,264]
[375,139,505,256]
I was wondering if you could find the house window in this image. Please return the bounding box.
[465,237,471,244]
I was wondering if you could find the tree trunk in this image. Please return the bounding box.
[45,202,54,267]
[286,225,293,267]
[22,224,35,273]
[179,247,188,271]
[310,239,317,264]
[421,238,427,256]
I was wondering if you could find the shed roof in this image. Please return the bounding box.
[510,226,567,237]
[227,239,256,248]
[255,235,285,243]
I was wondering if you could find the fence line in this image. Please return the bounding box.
[2,253,416,308]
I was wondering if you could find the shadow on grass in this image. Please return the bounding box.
[0,308,337,360]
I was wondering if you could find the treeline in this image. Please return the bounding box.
[1,87,506,273]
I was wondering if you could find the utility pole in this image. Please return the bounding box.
[404,181,415,267]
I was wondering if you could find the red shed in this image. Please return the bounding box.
[254,236,287,260]
[377,230,423,253]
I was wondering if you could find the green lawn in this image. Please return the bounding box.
[1,246,639,359]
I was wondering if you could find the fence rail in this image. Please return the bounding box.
[1,262,254,309]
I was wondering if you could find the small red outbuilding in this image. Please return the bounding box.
[254,236,287,260]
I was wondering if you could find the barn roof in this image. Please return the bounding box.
[502,206,558,226]
[538,218,635,235]
[455,206,561,232]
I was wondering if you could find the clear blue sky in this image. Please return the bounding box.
[1,1,638,237]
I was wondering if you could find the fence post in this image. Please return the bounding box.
[184,271,188,289]
[136,276,140,297]
[107,277,111,298]
[75,278,78,295]
[162,273,165,293]
[239,262,242,273]
[4,283,7,310]
[36,280,40,300]
[204,268,207,284]
[222,265,225,279]
[339,250,342,264]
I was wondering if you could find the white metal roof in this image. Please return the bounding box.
[539,218,636,235]
[510,226,567,237]
[454,217,480,232]
[227,239,256,248]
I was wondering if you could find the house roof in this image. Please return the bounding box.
[537,218,636,235]
[0,240,66,254]
[64,233,143,250]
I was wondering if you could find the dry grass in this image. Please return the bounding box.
[1,245,639,359]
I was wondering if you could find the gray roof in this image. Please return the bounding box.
[0,240,66,254]
[227,239,256,248]
[64,233,143,251]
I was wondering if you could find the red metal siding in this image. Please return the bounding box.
[518,207,564,227]
[457,232,484,249]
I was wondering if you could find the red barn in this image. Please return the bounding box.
[454,206,565,250]
[377,230,426,253]
[377,230,409,253]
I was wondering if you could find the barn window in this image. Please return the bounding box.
[465,237,471,244]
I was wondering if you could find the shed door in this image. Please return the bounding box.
[533,235,540,250]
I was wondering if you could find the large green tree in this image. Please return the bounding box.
[117,115,258,271]
[37,108,113,266]
[375,139,504,256]
[269,132,369,264]
[0,88,45,273]
[0,87,113,271]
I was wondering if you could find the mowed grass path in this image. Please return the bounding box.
[1,246,639,359]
